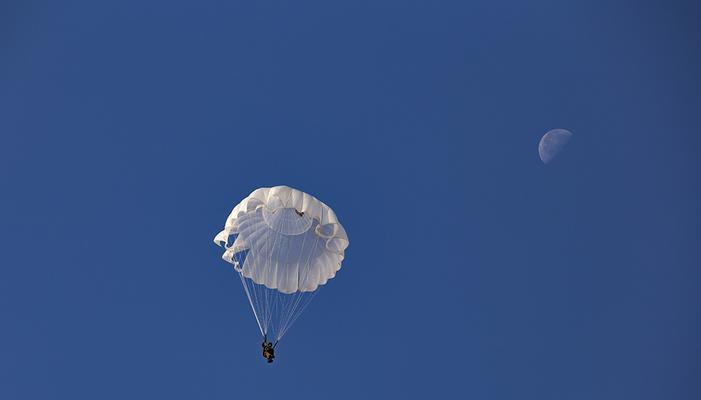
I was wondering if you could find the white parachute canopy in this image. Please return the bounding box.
[214,186,349,342]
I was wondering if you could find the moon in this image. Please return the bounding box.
[538,129,572,164]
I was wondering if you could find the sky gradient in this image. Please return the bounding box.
[2,1,700,399]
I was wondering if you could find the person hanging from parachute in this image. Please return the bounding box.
[261,335,276,363]
[213,186,349,364]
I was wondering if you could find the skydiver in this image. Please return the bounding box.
[262,336,276,363]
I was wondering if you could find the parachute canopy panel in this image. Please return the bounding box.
[214,186,349,294]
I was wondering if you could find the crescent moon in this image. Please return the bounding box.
[538,129,573,164]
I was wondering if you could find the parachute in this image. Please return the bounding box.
[214,186,349,343]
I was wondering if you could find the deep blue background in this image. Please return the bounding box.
[2,1,700,398]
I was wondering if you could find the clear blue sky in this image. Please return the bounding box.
[2,1,700,399]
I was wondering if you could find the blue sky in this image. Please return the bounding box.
[1,1,700,399]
